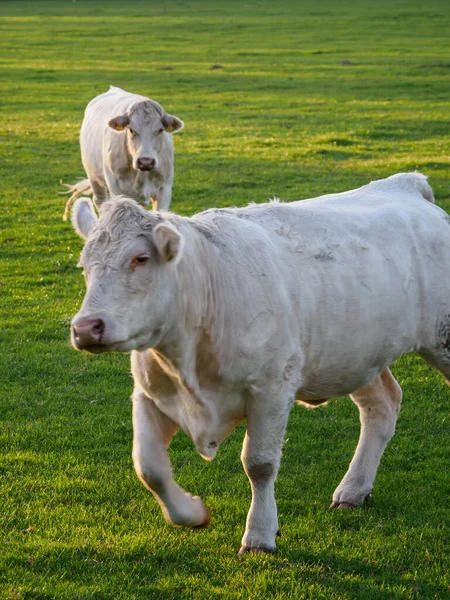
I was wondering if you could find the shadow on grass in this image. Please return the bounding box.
[5,544,220,599]
[3,62,450,109]
[283,547,448,599]
[5,533,449,599]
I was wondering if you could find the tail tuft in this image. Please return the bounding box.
[60,178,93,221]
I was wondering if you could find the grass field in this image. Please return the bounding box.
[1,0,450,598]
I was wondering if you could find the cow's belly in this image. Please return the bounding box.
[289,240,434,398]
[296,365,382,400]
[296,324,418,399]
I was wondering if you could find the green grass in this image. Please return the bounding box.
[1,0,450,598]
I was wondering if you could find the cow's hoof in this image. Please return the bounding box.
[187,496,211,529]
[191,505,211,529]
[238,545,276,556]
[330,493,371,510]
[163,495,211,528]
[331,501,357,510]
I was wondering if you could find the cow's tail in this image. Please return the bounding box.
[385,172,435,204]
[60,178,93,221]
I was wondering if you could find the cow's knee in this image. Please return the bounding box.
[134,465,165,494]
[132,445,169,495]
[245,462,275,487]
[363,399,398,443]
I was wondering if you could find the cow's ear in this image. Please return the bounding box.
[153,222,184,263]
[71,197,98,240]
[162,113,184,134]
[108,115,130,131]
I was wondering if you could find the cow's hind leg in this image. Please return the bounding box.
[331,367,402,508]
[418,348,450,386]
[132,390,210,528]
[239,389,292,555]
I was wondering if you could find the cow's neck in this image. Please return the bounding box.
[154,223,225,402]
[145,228,226,457]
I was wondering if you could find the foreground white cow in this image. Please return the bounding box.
[63,86,184,219]
[70,173,449,554]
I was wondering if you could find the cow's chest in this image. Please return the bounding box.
[115,171,161,204]
[132,350,247,461]
[133,171,163,195]
[158,385,246,461]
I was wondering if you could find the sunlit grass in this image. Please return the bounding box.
[1,0,449,598]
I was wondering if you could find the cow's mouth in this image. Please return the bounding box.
[78,344,111,354]
[73,338,139,354]
[72,328,165,354]
[71,328,138,354]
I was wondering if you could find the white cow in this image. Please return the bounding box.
[63,86,184,219]
[70,173,450,554]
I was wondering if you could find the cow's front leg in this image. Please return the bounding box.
[239,391,292,555]
[132,390,210,528]
[331,367,402,508]
[90,180,109,209]
[151,185,172,211]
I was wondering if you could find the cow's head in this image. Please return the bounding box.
[70,197,184,354]
[108,100,184,172]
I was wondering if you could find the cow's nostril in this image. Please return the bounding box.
[72,317,105,348]
[92,319,105,338]
[137,157,156,171]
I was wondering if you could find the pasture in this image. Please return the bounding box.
[1,0,449,598]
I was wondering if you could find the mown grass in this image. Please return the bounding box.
[1,1,449,598]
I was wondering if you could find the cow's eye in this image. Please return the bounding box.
[157,127,164,134]
[129,128,137,137]
[130,254,149,269]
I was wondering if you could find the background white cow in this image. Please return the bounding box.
[62,86,184,219]
[70,173,449,554]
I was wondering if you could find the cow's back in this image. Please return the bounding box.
[198,174,450,395]
[269,175,450,392]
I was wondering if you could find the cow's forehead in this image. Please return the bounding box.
[129,100,164,125]
[81,198,161,263]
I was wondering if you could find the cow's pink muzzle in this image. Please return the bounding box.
[71,317,105,351]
